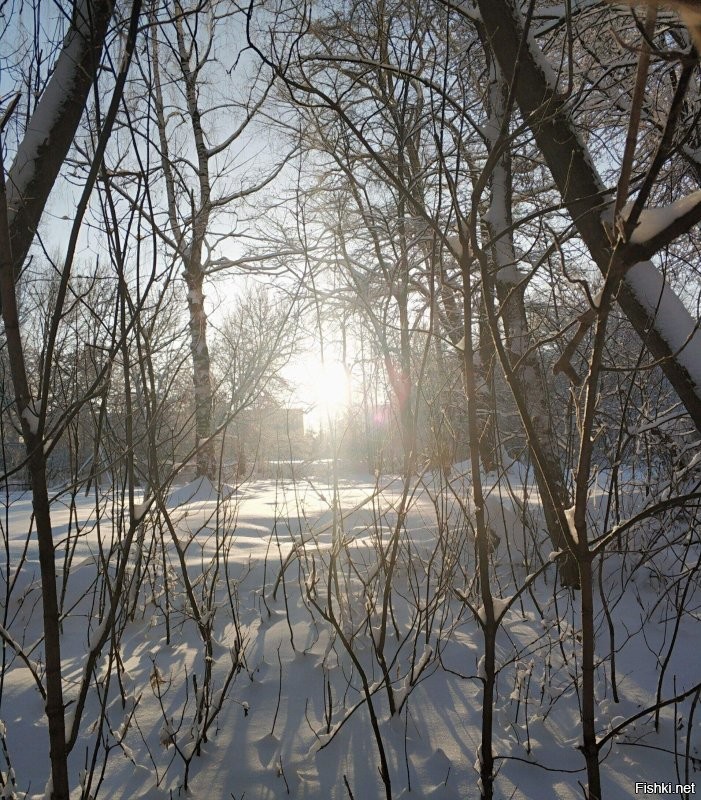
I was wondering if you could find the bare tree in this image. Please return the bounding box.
[0,2,139,795]
[138,0,286,481]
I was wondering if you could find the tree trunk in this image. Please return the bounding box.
[479,50,579,586]
[495,272,579,586]
[184,261,216,480]
[462,259,496,800]
[151,15,217,481]
[579,551,603,800]
[0,161,69,799]
[0,8,117,786]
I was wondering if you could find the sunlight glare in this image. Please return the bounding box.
[312,361,350,421]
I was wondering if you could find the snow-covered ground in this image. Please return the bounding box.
[0,464,698,798]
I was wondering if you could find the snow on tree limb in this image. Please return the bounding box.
[626,260,701,390]
[621,191,701,261]
[6,0,115,279]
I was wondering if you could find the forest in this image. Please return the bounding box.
[0,0,700,798]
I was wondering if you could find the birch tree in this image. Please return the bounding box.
[140,0,285,481]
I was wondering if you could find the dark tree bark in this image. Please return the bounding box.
[1,141,72,800]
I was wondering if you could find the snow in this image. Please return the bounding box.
[526,24,559,89]
[604,192,701,245]
[476,595,513,625]
[446,232,464,259]
[166,476,233,507]
[21,405,39,435]
[628,191,701,244]
[491,595,513,622]
[455,1,481,23]
[132,502,149,522]
[563,504,578,544]
[0,468,697,798]
[625,260,701,390]
[496,264,524,285]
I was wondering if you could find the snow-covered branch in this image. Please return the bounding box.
[6,0,115,278]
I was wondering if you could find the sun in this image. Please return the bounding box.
[285,358,351,430]
[311,361,351,422]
